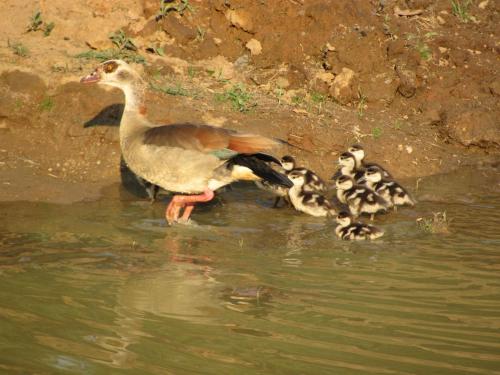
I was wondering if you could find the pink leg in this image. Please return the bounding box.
[165,189,215,224]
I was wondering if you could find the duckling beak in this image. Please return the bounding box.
[80,70,101,84]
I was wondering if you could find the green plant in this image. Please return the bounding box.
[39,97,54,112]
[27,10,43,32]
[43,22,55,37]
[417,212,451,234]
[157,0,194,20]
[109,29,137,51]
[451,0,472,22]
[187,66,197,79]
[150,82,190,97]
[27,11,54,36]
[417,42,432,60]
[357,92,367,118]
[372,126,383,139]
[310,92,325,104]
[146,45,165,56]
[291,95,304,106]
[75,49,145,64]
[394,119,404,130]
[9,41,29,57]
[274,88,285,105]
[215,84,254,112]
[196,26,206,42]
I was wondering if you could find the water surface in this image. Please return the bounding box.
[0,167,499,374]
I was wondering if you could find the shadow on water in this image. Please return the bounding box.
[0,166,499,374]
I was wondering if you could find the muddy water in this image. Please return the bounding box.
[0,167,499,375]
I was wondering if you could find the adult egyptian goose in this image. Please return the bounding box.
[81,60,292,224]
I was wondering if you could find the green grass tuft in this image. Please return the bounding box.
[75,49,145,64]
[215,84,255,112]
[39,97,54,112]
[451,0,472,23]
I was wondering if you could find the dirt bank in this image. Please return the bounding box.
[0,0,498,203]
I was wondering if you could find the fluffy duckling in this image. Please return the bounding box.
[335,211,384,240]
[335,175,388,220]
[288,170,336,217]
[281,155,327,193]
[331,152,366,182]
[363,166,415,210]
[258,155,327,208]
[348,144,392,179]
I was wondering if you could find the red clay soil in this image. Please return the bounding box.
[0,0,498,202]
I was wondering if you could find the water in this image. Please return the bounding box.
[0,167,499,374]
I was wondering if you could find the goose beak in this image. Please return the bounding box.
[80,70,101,84]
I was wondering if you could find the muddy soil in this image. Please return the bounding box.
[0,0,498,203]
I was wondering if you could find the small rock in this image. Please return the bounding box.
[226,9,254,33]
[446,111,500,148]
[478,0,489,9]
[213,37,222,45]
[329,67,358,105]
[245,38,262,55]
[396,66,417,98]
[85,38,112,51]
[275,77,290,89]
[436,15,446,24]
[488,80,500,96]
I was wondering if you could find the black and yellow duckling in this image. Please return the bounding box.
[348,144,392,179]
[281,155,327,193]
[287,170,336,217]
[363,166,415,210]
[335,175,388,220]
[335,211,384,240]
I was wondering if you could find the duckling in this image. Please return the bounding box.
[281,155,327,193]
[363,166,415,210]
[335,211,384,240]
[331,152,366,183]
[287,170,336,217]
[347,144,392,179]
[335,175,388,220]
[257,155,327,208]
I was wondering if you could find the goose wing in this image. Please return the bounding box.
[143,123,282,158]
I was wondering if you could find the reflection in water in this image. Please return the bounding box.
[0,166,499,374]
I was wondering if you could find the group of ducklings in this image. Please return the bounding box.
[258,144,415,241]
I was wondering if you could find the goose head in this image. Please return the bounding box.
[281,155,296,172]
[336,211,353,227]
[80,60,142,90]
[347,144,365,165]
[336,175,354,190]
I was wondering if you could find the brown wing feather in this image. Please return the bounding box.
[143,123,279,153]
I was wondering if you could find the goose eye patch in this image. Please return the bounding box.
[103,62,118,73]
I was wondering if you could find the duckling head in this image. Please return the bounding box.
[336,211,353,226]
[347,144,365,164]
[287,170,306,187]
[365,166,383,183]
[81,59,143,90]
[281,155,296,172]
[338,152,356,170]
[336,175,354,190]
